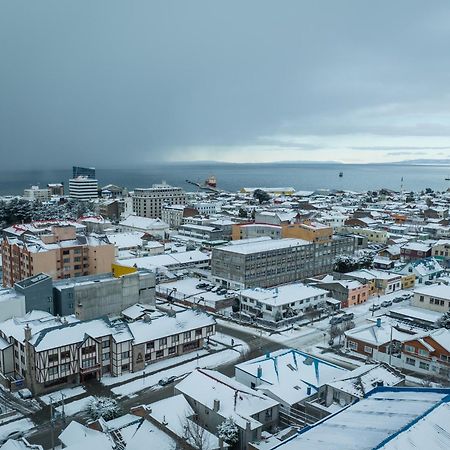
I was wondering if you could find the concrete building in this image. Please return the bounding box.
[239,283,329,327]
[2,222,115,287]
[47,183,64,196]
[118,215,169,239]
[161,204,198,229]
[53,269,156,319]
[23,186,50,202]
[312,278,370,308]
[132,183,186,219]
[69,176,99,200]
[14,273,53,313]
[212,236,355,289]
[412,284,450,313]
[0,289,26,321]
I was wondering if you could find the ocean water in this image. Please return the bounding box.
[0,162,449,195]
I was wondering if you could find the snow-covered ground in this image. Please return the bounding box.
[101,349,210,387]
[112,348,243,398]
[39,386,86,405]
[55,396,94,417]
[0,418,34,442]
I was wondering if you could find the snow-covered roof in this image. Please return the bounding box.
[326,363,404,398]
[236,349,347,405]
[216,238,311,255]
[274,388,450,450]
[176,369,279,430]
[240,284,328,306]
[119,215,168,231]
[120,250,210,270]
[414,283,450,300]
[127,310,215,344]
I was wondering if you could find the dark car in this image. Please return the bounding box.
[393,297,403,303]
[158,376,177,386]
[342,312,354,321]
[381,300,393,308]
[330,316,343,325]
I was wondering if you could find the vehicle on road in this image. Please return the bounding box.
[402,293,412,300]
[158,376,177,386]
[330,317,343,325]
[342,312,354,321]
[381,300,393,307]
[369,304,381,312]
[393,297,403,303]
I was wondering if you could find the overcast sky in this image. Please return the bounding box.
[2,0,450,168]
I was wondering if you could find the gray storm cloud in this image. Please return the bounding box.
[1,0,450,167]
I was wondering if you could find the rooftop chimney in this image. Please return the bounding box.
[257,365,263,379]
[213,399,220,412]
[376,318,381,328]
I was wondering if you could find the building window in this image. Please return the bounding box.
[146,341,155,351]
[81,345,96,355]
[347,341,357,351]
[102,352,110,361]
[168,346,176,355]
[159,338,167,346]
[102,340,110,349]
[195,329,203,336]
[183,331,191,340]
[418,349,429,357]
[419,362,430,370]
[82,358,96,369]
[405,357,416,366]
[364,346,373,355]
[156,350,164,358]
[171,335,179,344]
[61,350,70,359]
[404,345,415,353]
[122,351,130,359]
[61,363,70,373]
[48,354,58,363]
[48,366,58,377]
[121,364,129,371]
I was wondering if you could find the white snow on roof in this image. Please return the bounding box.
[276,388,449,450]
[121,250,209,270]
[414,283,450,300]
[176,369,279,430]
[216,238,311,255]
[326,364,404,398]
[240,284,328,306]
[236,349,347,405]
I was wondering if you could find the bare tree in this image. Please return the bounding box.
[180,414,211,450]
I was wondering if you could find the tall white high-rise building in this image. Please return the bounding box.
[69,176,98,200]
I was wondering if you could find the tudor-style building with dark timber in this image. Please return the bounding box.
[0,309,215,394]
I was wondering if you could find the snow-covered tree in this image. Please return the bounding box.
[87,396,120,421]
[436,312,450,329]
[217,417,239,445]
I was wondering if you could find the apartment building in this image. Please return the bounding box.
[0,309,215,394]
[132,183,186,219]
[313,278,369,307]
[69,176,99,200]
[23,186,50,202]
[412,284,450,313]
[1,222,115,287]
[239,283,329,326]
[161,204,198,228]
[212,236,355,289]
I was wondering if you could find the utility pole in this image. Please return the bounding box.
[389,325,393,365]
[49,397,55,450]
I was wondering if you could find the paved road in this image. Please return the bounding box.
[26,323,283,448]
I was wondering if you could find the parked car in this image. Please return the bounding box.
[369,304,381,312]
[330,317,343,325]
[342,312,354,321]
[402,293,412,300]
[17,388,32,399]
[196,283,208,289]
[381,300,393,307]
[393,297,403,303]
[158,376,177,386]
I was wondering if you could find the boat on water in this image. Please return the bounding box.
[205,175,217,188]
[339,172,343,178]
